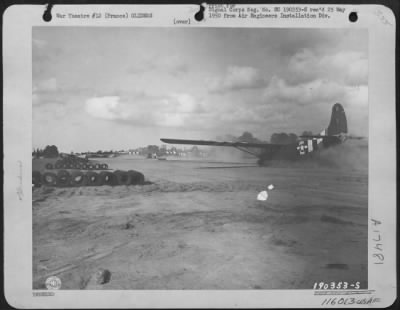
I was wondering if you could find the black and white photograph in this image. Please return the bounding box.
[31,26,369,290]
[3,3,396,308]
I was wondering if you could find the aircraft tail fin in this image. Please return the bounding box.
[327,103,347,135]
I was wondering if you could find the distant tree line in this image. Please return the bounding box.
[270,133,298,144]
[32,145,59,158]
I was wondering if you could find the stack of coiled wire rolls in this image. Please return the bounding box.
[32,169,145,187]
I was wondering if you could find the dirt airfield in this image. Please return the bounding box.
[33,142,368,290]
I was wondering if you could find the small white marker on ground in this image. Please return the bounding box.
[257,185,274,201]
[257,190,268,201]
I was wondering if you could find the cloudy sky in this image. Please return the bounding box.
[33,27,367,152]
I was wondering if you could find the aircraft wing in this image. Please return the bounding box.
[160,138,284,150]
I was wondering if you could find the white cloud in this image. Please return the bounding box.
[162,93,202,113]
[33,78,59,105]
[344,85,368,106]
[85,96,128,120]
[33,101,67,122]
[129,54,187,76]
[157,55,188,75]
[286,49,368,86]
[345,58,368,85]
[155,113,185,127]
[264,77,345,105]
[35,77,57,92]
[263,76,368,119]
[85,93,204,128]
[208,66,265,93]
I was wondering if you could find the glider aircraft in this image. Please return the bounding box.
[161,103,363,165]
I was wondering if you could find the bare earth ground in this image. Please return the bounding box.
[33,153,368,290]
